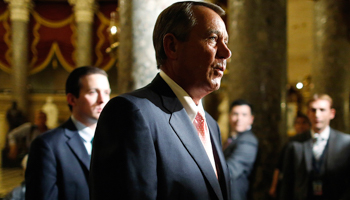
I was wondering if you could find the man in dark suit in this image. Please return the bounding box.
[90,1,231,200]
[279,94,350,200]
[269,112,311,198]
[223,99,258,200]
[25,66,111,200]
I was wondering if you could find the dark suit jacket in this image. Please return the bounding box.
[224,130,258,200]
[90,74,230,200]
[279,128,350,200]
[25,118,90,200]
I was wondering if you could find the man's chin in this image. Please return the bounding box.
[210,79,221,90]
[91,115,100,121]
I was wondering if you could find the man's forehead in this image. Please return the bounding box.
[232,105,252,113]
[309,99,331,108]
[192,6,226,30]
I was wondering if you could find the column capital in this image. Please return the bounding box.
[68,0,96,23]
[4,0,33,22]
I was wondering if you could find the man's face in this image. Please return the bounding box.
[294,117,311,134]
[70,74,111,125]
[34,112,47,127]
[176,6,231,95]
[229,105,254,133]
[307,99,335,133]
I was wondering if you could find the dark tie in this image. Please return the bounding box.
[90,137,94,154]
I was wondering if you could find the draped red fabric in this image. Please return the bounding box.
[28,2,75,73]
[0,0,10,72]
[0,1,118,74]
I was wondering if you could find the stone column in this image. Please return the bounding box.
[226,0,287,198]
[118,0,189,93]
[312,0,350,133]
[5,0,32,115]
[68,0,95,67]
[0,113,6,166]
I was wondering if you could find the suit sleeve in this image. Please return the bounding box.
[8,123,31,145]
[25,136,59,200]
[225,134,258,179]
[90,97,157,200]
[277,142,295,200]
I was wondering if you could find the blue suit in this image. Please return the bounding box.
[224,130,258,200]
[90,74,230,200]
[25,118,90,200]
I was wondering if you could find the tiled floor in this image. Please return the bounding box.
[0,168,24,198]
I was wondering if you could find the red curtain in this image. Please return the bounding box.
[0,1,118,74]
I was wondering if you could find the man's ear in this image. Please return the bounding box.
[163,33,178,60]
[66,93,76,108]
[330,108,336,120]
[250,115,254,125]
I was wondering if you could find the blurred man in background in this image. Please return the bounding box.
[224,99,258,200]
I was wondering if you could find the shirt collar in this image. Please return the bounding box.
[311,125,330,141]
[159,70,204,122]
[71,115,95,143]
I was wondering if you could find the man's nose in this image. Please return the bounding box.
[217,42,231,60]
[97,93,108,104]
[315,110,321,117]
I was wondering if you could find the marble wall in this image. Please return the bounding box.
[226,0,287,198]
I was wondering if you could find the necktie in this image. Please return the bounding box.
[90,137,94,156]
[313,133,324,160]
[193,112,217,176]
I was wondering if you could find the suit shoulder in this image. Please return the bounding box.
[332,129,350,140]
[34,122,69,143]
[103,93,154,115]
[107,86,159,107]
[288,132,311,143]
[332,128,349,135]
[238,131,258,144]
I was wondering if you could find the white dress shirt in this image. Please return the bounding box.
[71,116,95,156]
[160,71,217,173]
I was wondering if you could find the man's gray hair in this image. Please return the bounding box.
[153,1,225,68]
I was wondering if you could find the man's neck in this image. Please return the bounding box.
[312,125,330,135]
[160,68,209,104]
[72,114,97,130]
[313,128,325,134]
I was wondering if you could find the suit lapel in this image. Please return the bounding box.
[169,110,223,200]
[64,119,91,171]
[326,129,336,170]
[207,120,230,199]
[303,139,313,172]
[150,74,223,199]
